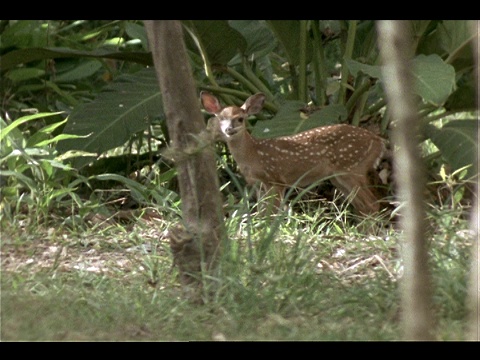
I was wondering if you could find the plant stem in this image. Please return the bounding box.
[311,21,328,106]
[298,20,308,103]
[338,20,357,105]
[242,60,276,101]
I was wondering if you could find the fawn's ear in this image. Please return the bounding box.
[200,91,222,115]
[242,93,266,115]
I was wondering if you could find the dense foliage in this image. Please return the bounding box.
[1,19,477,225]
[0,20,476,341]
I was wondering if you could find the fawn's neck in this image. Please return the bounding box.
[226,129,261,164]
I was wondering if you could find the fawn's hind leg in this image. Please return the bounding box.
[331,175,379,215]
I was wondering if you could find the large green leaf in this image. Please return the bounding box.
[124,22,149,51]
[412,54,456,106]
[444,71,477,111]
[425,120,478,180]
[347,54,455,106]
[0,47,153,71]
[54,59,104,83]
[251,102,347,138]
[265,20,313,66]
[228,20,277,59]
[437,20,475,68]
[182,20,247,65]
[56,67,162,169]
[345,59,382,79]
[352,20,379,64]
[0,20,49,49]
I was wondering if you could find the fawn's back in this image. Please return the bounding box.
[201,92,386,215]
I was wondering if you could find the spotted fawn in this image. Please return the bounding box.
[201,92,386,215]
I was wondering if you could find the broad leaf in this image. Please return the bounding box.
[182,21,247,65]
[125,22,149,51]
[56,67,162,169]
[266,20,313,66]
[228,20,277,59]
[444,72,477,111]
[54,59,104,82]
[412,54,456,106]
[409,20,433,41]
[251,102,347,138]
[5,67,46,82]
[352,20,379,64]
[345,59,382,79]
[437,20,475,67]
[425,120,478,180]
[347,54,455,106]
[0,47,153,71]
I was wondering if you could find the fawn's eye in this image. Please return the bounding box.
[237,117,244,123]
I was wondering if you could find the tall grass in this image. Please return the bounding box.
[1,113,474,340]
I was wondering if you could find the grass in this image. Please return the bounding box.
[0,191,474,341]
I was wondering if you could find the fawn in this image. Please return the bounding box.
[201,91,386,215]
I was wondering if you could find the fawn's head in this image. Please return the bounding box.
[201,92,266,138]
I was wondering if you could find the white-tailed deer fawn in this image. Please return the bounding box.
[201,92,386,215]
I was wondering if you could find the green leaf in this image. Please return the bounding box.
[228,20,276,59]
[125,22,149,50]
[5,68,46,82]
[348,54,455,106]
[437,20,475,65]
[40,159,54,177]
[35,133,90,148]
[56,67,162,168]
[0,20,48,49]
[183,21,247,65]
[91,173,150,203]
[352,20,379,63]
[425,120,478,180]
[252,102,347,138]
[55,150,98,162]
[0,117,22,148]
[0,169,38,192]
[38,118,68,134]
[42,159,74,171]
[444,70,477,111]
[26,118,68,147]
[345,59,382,79]
[24,148,50,157]
[266,20,313,66]
[409,20,433,40]
[412,54,456,106]
[0,47,153,71]
[55,59,103,82]
[0,112,64,143]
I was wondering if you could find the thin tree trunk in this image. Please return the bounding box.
[144,20,225,302]
[377,20,434,340]
[466,20,479,341]
[467,179,479,341]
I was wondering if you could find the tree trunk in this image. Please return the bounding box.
[467,178,479,341]
[144,20,225,302]
[377,20,434,340]
[466,20,479,341]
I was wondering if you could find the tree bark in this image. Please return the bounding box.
[466,20,479,341]
[377,20,434,340]
[467,177,479,341]
[144,20,225,302]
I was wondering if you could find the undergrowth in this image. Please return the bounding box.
[1,190,474,341]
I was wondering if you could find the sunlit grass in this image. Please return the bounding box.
[1,188,473,341]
